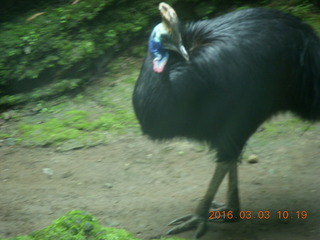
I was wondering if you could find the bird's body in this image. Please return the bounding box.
[134,7,320,151]
[133,4,320,239]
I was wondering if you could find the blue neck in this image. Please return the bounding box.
[148,23,170,73]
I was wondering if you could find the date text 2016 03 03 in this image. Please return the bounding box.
[208,210,308,220]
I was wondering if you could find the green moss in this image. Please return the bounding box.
[2,210,187,240]
[1,55,139,149]
[19,119,83,147]
[5,2,319,149]
[18,106,137,147]
[0,79,83,106]
[260,117,310,135]
[11,210,138,240]
[0,0,179,106]
[0,133,11,139]
[245,114,314,156]
[0,0,113,85]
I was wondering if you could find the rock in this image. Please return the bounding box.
[192,144,207,152]
[57,139,85,152]
[5,138,17,146]
[138,223,148,228]
[124,163,131,170]
[57,136,106,152]
[178,151,185,156]
[268,168,275,175]
[2,111,16,120]
[43,168,54,177]
[247,154,259,164]
[61,172,73,178]
[105,219,120,227]
[103,183,113,189]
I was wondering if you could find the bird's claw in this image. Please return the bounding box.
[211,201,225,210]
[167,214,207,239]
[168,214,195,226]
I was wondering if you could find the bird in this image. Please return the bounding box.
[132,2,320,239]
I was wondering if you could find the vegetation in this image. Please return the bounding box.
[0,56,140,150]
[0,0,178,106]
[0,0,320,149]
[1,0,318,107]
[1,210,186,240]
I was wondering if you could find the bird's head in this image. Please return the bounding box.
[148,2,189,73]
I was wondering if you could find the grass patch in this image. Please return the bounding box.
[244,113,318,159]
[2,2,320,150]
[18,106,138,148]
[259,116,311,136]
[3,210,186,240]
[1,56,140,149]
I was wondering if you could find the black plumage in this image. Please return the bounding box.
[133,3,320,238]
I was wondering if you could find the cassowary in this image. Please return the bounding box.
[132,2,320,239]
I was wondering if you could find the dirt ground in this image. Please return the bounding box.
[0,119,320,240]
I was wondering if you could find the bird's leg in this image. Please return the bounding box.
[227,160,240,215]
[167,161,234,239]
[210,161,240,221]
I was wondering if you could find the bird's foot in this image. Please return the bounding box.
[209,201,239,222]
[167,214,207,239]
[211,201,225,209]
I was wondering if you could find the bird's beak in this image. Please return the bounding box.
[179,44,189,61]
[159,2,189,61]
[163,41,189,61]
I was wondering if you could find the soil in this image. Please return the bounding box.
[1,117,320,240]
